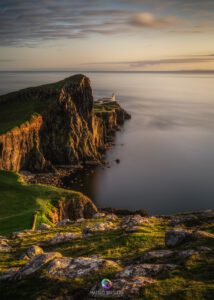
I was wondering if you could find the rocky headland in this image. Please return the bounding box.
[0,74,130,173]
[0,75,213,299]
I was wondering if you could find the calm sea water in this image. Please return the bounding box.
[1,71,214,214]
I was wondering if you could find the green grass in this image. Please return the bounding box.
[0,210,213,299]
[0,170,87,236]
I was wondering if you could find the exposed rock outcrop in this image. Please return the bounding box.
[0,74,131,172]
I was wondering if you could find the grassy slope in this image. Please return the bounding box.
[0,74,84,134]
[0,216,213,299]
[0,170,86,236]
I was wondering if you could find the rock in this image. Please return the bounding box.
[0,239,12,253]
[196,246,212,253]
[103,208,148,217]
[89,276,155,298]
[121,215,150,228]
[178,249,199,259]
[170,214,199,227]
[192,230,214,239]
[93,212,106,219]
[0,267,20,281]
[15,252,62,279]
[57,219,73,226]
[125,226,141,233]
[47,256,120,279]
[105,213,118,221]
[200,209,214,219]
[26,245,44,259]
[116,263,178,278]
[56,196,98,221]
[83,222,116,234]
[75,218,85,223]
[0,74,131,173]
[165,230,194,247]
[42,232,82,246]
[142,250,174,261]
[37,223,51,231]
[11,230,34,239]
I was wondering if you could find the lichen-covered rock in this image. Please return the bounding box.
[116,263,178,278]
[177,249,199,259]
[0,267,20,281]
[142,250,174,261]
[83,221,116,234]
[0,239,12,253]
[93,212,106,219]
[11,230,34,239]
[105,213,118,221]
[165,230,194,247]
[26,245,44,259]
[192,230,214,239]
[89,276,155,298]
[170,214,199,227]
[37,223,51,231]
[15,252,62,279]
[42,232,82,246]
[47,256,120,279]
[121,215,150,228]
[57,219,72,226]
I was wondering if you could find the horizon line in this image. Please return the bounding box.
[0,69,214,74]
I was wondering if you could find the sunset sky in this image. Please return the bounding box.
[0,0,214,71]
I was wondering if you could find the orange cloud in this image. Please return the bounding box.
[130,12,181,28]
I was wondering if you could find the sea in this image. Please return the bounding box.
[1,71,214,214]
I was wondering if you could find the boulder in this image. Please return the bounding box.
[142,250,174,261]
[177,249,199,259]
[0,267,20,281]
[15,252,62,279]
[105,213,118,221]
[83,221,116,234]
[75,218,85,223]
[47,257,120,279]
[116,263,178,278]
[165,230,193,247]
[93,212,106,219]
[89,276,155,298]
[37,223,51,231]
[42,232,82,246]
[0,239,12,253]
[57,219,73,227]
[11,230,34,239]
[121,215,150,228]
[26,245,44,259]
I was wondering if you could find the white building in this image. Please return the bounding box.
[95,93,116,104]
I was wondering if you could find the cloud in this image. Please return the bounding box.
[88,56,214,68]
[0,59,15,62]
[0,0,213,47]
[0,0,128,46]
[130,12,181,28]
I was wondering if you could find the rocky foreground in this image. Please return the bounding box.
[0,210,213,299]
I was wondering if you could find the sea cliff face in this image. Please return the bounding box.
[0,75,130,172]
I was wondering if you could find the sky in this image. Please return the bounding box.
[0,0,214,71]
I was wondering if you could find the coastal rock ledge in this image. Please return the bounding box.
[0,74,131,172]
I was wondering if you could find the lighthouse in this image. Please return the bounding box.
[111,93,116,101]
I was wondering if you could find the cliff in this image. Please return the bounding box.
[0,75,130,172]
